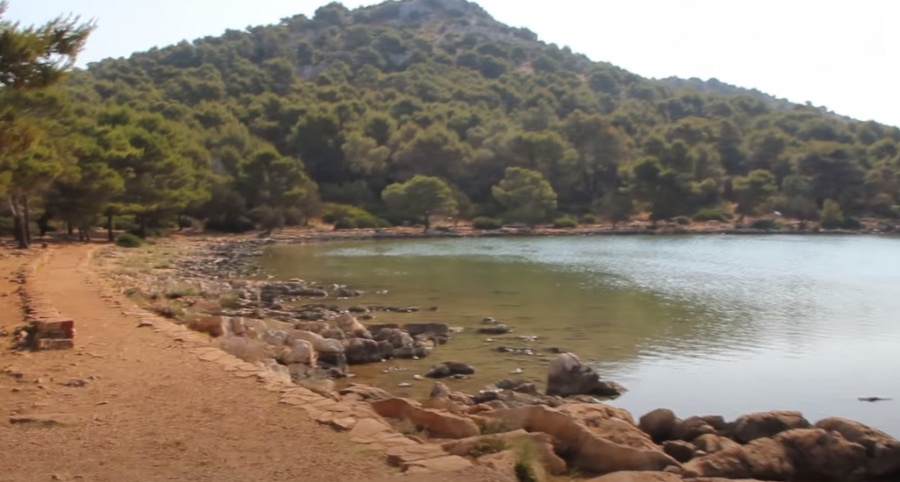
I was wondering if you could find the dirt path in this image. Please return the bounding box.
[0,245,510,482]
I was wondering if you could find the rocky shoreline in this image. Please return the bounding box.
[97,235,900,481]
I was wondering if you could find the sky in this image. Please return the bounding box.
[7,0,900,127]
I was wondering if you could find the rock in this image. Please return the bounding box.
[370,398,480,439]
[372,328,413,348]
[481,404,678,473]
[288,330,346,367]
[684,428,866,480]
[815,417,900,478]
[584,472,684,482]
[441,429,567,475]
[730,410,810,443]
[663,440,696,463]
[343,338,383,365]
[546,353,625,398]
[673,416,717,442]
[399,383,412,388]
[262,359,291,383]
[430,382,474,411]
[482,317,498,324]
[282,340,316,365]
[477,325,512,335]
[137,320,156,328]
[335,313,371,338]
[639,408,678,443]
[338,383,392,402]
[404,323,450,345]
[426,361,475,379]
[691,434,740,455]
[336,288,363,298]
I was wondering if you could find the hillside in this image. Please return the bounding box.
[4,0,900,241]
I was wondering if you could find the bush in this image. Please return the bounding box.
[693,206,734,222]
[674,216,691,226]
[472,217,503,230]
[552,216,578,229]
[841,217,862,230]
[751,219,780,230]
[205,216,255,233]
[580,213,597,224]
[324,203,390,230]
[115,232,144,248]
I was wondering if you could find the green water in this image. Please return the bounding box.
[261,235,900,437]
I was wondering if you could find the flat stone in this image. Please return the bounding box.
[386,444,448,465]
[331,417,357,431]
[348,418,393,443]
[405,455,473,474]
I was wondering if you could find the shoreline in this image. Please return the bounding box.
[89,233,900,481]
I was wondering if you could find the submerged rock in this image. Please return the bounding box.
[426,361,476,379]
[546,353,625,398]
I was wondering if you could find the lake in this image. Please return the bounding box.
[260,235,900,437]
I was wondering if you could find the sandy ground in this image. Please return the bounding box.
[0,244,511,482]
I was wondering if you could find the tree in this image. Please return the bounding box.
[0,3,93,247]
[492,167,558,226]
[382,175,457,230]
[237,147,319,231]
[732,169,776,220]
[820,199,844,229]
[595,189,633,227]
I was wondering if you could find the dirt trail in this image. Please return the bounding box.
[0,245,507,482]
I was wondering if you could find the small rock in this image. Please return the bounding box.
[413,375,424,380]
[511,368,524,374]
[61,379,90,388]
[478,325,512,335]
[398,383,412,388]
[137,320,156,328]
[482,317,498,324]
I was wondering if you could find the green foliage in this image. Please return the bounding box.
[323,203,389,229]
[674,216,691,226]
[692,206,734,222]
[472,216,503,230]
[580,213,597,224]
[469,439,508,458]
[493,167,558,226]
[750,218,781,230]
[821,199,844,229]
[4,0,900,248]
[115,232,144,248]
[552,216,578,228]
[382,175,457,229]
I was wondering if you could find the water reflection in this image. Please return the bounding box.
[261,235,900,436]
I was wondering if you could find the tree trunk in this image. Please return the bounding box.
[106,211,114,242]
[7,195,27,249]
[23,196,31,245]
[67,222,74,236]
[423,212,430,232]
[138,215,146,238]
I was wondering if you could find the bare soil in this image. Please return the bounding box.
[0,244,509,482]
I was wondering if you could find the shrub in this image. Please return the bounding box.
[674,216,691,226]
[472,217,503,230]
[580,213,597,224]
[469,439,508,458]
[205,216,255,233]
[324,203,390,230]
[841,216,862,230]
[115,232,144,248]
[751,219,780,230]
[552,216,578,228]
[693,206,734,222]
[219,294,241,309]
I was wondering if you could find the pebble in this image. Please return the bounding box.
[485,338,494,342]
[511,368,524,374]
[398,382,412,388]
[412,375,424,380]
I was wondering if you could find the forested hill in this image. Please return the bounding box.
[5,0,900,242]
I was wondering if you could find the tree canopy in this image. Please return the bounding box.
[3,0,900,243]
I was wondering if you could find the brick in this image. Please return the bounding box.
[35,339,74,350]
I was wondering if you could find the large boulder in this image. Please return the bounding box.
[343,338,384,364]
[480,404,679,474]
[639,408,678,443]
[683,428,866,480]
[441,429,567,475]
[672,416,718,442]
[288,330,346,366]
[372,328,414,348]
[663,440,696,463]
[282,339,316,365]
[730,410,810,443]
[335,313,371,338]
[692,434,740,455]
[815,417,900,478]
[404,323,450,345]
[546,353,625,398]
[370,398,480,439]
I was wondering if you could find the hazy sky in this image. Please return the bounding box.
[8,0,899,127]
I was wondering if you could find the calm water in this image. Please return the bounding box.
[261,235,900,437]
